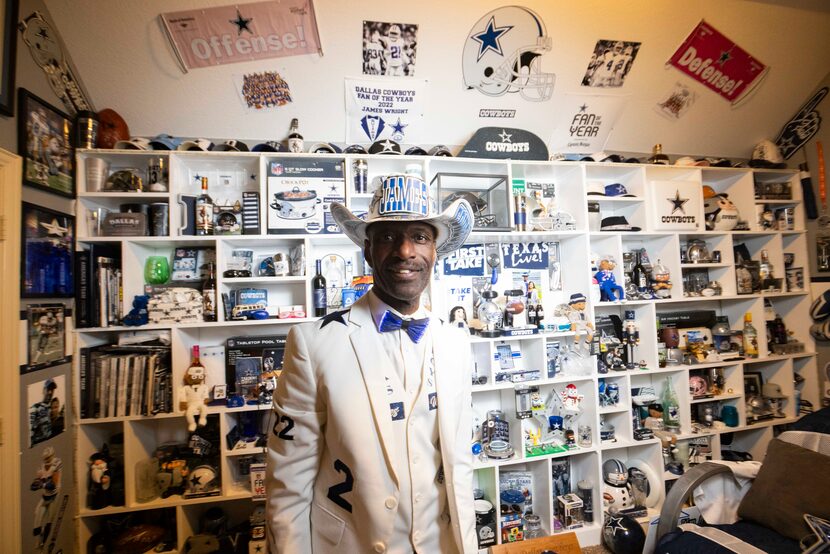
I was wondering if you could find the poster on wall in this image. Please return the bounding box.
[21,203,74,298]
[25,304,69,373]
[581,39,642,88]
[20,367,73,554]
[344,77,427,144]
[160,0,322,72]
[27,374,66,447]
[362,20,418,77]
[649,180,702,231]
[233,70,292,110]
[667,19,767,105]
[548,94,628,155]
[462,6,555,102]
[655,82,698,120]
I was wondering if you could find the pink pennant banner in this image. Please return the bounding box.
[668,20,767,104]
[160,0,322,71]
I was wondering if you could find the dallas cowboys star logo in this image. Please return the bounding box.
[320,309,349,328]
[230,9,253,36]
[391,118,408,136]
[472,16,513,61]
[40,218,68,236]
[380,139,396,152]
[718,49,731,65]
[498,129,512,142]
[668,190,689,214]
[605,515,627,535]
[579,103,588,113]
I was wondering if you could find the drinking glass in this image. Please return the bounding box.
[144,256,170,285]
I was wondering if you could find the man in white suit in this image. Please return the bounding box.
[267,174,476,553]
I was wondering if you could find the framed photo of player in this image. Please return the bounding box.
[25,304,68,372]
[17,88,74,198]
[362,20,418,76]
[27,374,66,446]
[581,39,642,88]
[21,203,74,298]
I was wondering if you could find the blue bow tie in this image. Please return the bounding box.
[378,311,430,343]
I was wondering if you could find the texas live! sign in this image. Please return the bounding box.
[668,20,766,104]
[160,0,322,71]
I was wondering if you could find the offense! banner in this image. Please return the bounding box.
[667,20,766,105]
[160,0,322,72]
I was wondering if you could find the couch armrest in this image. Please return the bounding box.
[654,462,736,543]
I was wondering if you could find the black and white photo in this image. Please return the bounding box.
[362,20,418,76]
[581,39,641,88]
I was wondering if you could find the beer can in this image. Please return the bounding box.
[75,111,98,149]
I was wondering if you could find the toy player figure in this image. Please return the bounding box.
[31,446,62,550]
[594,256,624,302]
[622,310,640,369]
[87,451,112,510]
[566,293,594,352]
[180,364,210,432]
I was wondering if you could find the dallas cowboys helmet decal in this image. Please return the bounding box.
[462,6,555,101]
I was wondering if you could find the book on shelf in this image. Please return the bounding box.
[75,244,122,328]
[79,343,171,419]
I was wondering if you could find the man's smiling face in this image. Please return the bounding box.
[364,221,437,315]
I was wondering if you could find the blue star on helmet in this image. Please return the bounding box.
[472,16,513,61]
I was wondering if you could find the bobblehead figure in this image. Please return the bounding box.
[267,174,477,553]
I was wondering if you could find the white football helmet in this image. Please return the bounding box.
[388,24,401,40]
[463,6,555,101]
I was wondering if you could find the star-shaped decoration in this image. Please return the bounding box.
[189,473,202,487]
[250,174,257,180]
[381,139,396,152]
[194,174,201,182]
[40,218,68,236]
[605,515,627,535]
[471,16,513,61]
[329,182,339,193]
[229,9,254,36]
[498,129,512,143]
[717,49,731,66]
[37,27,49,40]
[391,118,408,136]
[254,545,264,553]
[320,309,349,328]
[579,103,588,113]
[668,190,689,214]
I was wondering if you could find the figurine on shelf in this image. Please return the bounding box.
[594,256,624,302]
[565,293,594,352]
[622,310,640,369]
[602,459,633,513]
[87,451,112,510]
[650,260,672,299]
[180,363,210,432]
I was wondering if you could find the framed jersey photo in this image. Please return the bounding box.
[25,303,69,373]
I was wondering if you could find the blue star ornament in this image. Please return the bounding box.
[472,16,513,61]
[230,9,253,36]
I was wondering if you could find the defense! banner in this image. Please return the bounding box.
[667,20,766,105]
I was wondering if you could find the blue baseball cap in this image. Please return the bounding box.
[604,183,635,197]
[149,134,183,150]
[252,141,287,152]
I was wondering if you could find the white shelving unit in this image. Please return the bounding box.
[73,150,820,551]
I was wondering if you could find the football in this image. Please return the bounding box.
[96,108,129,149]
[112,524,165,554]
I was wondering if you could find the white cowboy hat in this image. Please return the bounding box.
[331,174,473,256]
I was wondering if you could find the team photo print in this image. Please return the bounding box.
[581,39,641,88]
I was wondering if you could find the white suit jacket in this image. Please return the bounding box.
[266,294,477,553]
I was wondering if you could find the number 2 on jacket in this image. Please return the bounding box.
[272,414,295,440]
[327,459,354,513]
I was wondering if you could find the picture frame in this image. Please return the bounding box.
[21,202,75,298]
[785,266,805,292]
[18,88,75,198]
[743,371,763,397]
[0,0,19,116]
[27,374,66,446]
[25,303,69,373]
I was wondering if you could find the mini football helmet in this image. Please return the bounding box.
[462,6,555,101]
[603,458,629,486]
[388,24,402,40]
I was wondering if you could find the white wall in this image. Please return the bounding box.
[43,0,830,158]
